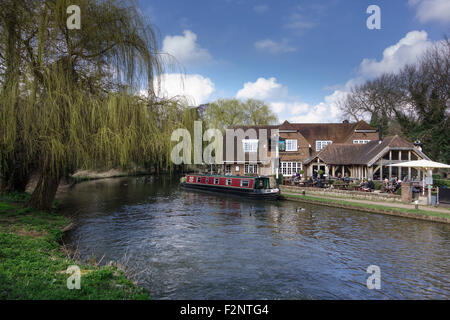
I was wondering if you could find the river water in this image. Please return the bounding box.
[59,176,450,299]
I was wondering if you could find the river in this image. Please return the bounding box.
[59,176,450,299]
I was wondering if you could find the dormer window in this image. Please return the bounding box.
[353,140,370,144]
[243,139,258,152]
[316,140,332,151]
[285,139,297,151]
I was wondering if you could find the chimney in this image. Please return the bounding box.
[378,124,382,144]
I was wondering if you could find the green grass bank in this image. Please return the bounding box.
[0,193,150,300]
[282,193,450,223]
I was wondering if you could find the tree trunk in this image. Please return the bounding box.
[28,165,61,211]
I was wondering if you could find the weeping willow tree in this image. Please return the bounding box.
[0,0,195,210]
[0,0,38,192]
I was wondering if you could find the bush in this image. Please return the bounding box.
[373,181,382,190]
[277,173,284,185]
[433,179,450,188]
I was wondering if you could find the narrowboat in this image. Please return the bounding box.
[180,174,280,200]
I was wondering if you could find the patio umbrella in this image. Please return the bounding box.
[388,160,450,205]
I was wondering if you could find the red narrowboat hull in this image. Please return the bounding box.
[180,175,280,200]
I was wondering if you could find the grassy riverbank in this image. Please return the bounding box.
[0,193,149,300]
[282,193,450,223]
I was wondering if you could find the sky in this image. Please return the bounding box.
[138,0,450,123]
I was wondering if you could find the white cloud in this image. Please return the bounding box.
[236,77,288,101]
[234,31,441,123]
[284,12,317,32]
[253,5,269,14]
[162,30,212,66]
[409,0,450,24]
[156,73,215,105]
[359,30,433,78]
[254,39,297,53]
[289,90,347,123]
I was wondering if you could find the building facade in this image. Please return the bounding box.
[220,120,429,181]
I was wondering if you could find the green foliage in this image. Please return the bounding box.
[277,173,284,185]
[0,0,198,208]
[0,196,150,299]
[204,98,278,131]
[373,181,382,190]
[434,179,450,188]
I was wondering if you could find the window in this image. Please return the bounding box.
[226,179,232,186]
[205,178,209,183]
[245,164,258,174]
[189,176,194,182]
[316,140,332,151]
[353,140,370,144]
[196,177,201,183]
[241,180,250,187]
[280,162,302,176]
[225,164,231,174]
[278,139,286,152]
[243,139,258,152]
[214,178,219,184]
[286,139,297,151]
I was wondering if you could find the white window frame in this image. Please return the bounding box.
[226,179,232,186]
[243,139,258,153]
[225,164,232,174]
[353,140,370,144]
[285,139,297,151]
[316,140,332,151]
[241,180,250,187]
[281,162,303,176]
[214,178,219,184]
[244,164,258,174]
[196,177,201,183]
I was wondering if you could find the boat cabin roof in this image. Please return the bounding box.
[188,174,269,180]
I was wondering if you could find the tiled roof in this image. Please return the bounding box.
[304,135,428,165]
[292,120,374,146]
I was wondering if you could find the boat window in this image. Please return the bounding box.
[214,178,219,184]
[241,180,250,187]
[226,179,232,186]
[196,177,201,183]
[189,176,194,183]
[206,178,209,183]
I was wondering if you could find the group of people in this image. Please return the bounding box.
[382,177,402,193]
[359,178,375,192]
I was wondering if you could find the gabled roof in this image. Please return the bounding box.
[279,120,297,131]
[304,135,430,165]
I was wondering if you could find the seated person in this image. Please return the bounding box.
[367,179,375,190]
[316,179,324,188]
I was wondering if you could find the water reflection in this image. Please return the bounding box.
[59,176,450,299]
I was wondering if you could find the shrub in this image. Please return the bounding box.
[373,181,382,190]
[433,179,450,188]
[277,173,284,185]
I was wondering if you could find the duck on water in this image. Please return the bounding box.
[180,174,280,200]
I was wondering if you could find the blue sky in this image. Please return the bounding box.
[138,0,449,123]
